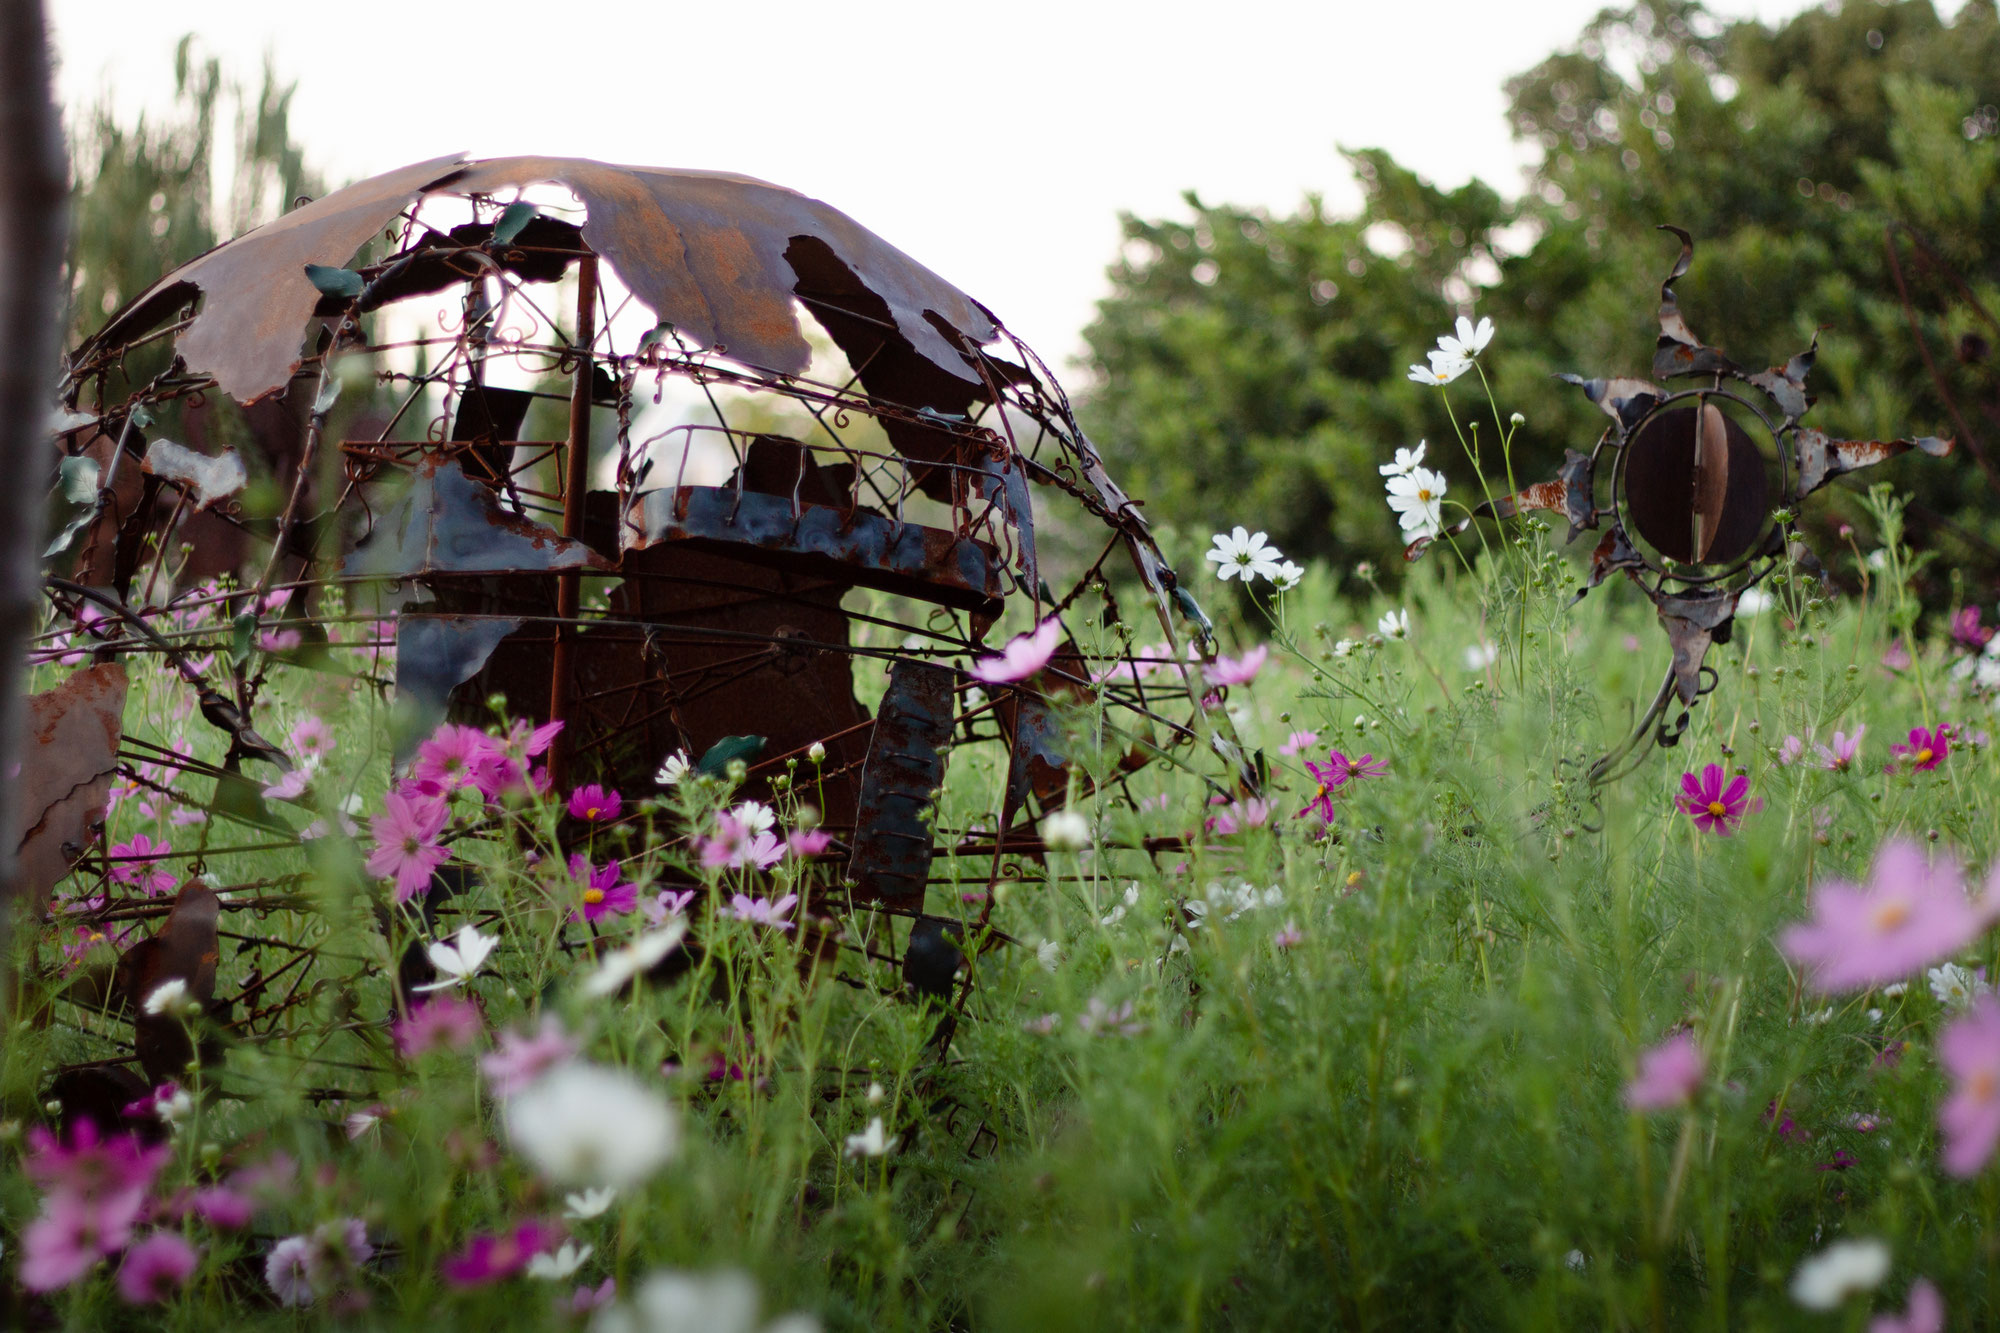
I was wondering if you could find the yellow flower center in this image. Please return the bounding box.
[1973,1069,1998,1103]
[1417,488,1434,502]
[1316,783,1331,801]
[1706,800,1727,817]
[1917,748,1934,764]
[1872,899,1910,931]
[1345,871,1363,887]
[583,888,605,905]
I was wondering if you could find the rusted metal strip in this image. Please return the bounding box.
[848,660,955,909]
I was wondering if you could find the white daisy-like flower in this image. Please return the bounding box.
[1385,466,1447,539]
[504,1062,680,1189]
[527,1240,594,1281]
[142,978,193,1017]
[1204,526,1285,583]
[1464,641,1497,670]
[565,1187,618,1220]
[1788,1237,1890,1310]
[1737,586,1775,616]
[580,922,688,999]
[1378,441,1428,478]
[1332,639,1358,658]
[843,1116,900,1159]
[1270,560,1305,592]
[654,750,691,786]
[1928,961,1990,1008]
[1436,314,1494,362]
[1042,810,1092,851]
[1378,609,1410,640]
[414,923,500,992]
[1407,350,1470,386]
[731,801,777,836]
[593,1269,820,1333]
[1036,939,1061,972]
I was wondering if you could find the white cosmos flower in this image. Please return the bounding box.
[564,1187,618,1220]
[1042,810,1092,851]
[1332,638,1358,658]
[844,1116,900,1159]
[1378,441,1427,477]
[730,801,777,836]
[1737,586,1775,616]
[590,1269,821,1333]
[1464,640,1497,670]
[1437,314,1494,362]
[581,921,688,999]
[1270,560,1305,592]
[654,750,691,786]
[414,923,499,992]
[142,978,194,1016]
[1788,1237,1890,1310]
[1408,350,1470,386]
[1036,939,1061,972]
[504,1062,680,1189]
[1204,526,1285,583]
[1378,609,1410,640]
[1385,466,1447,539]
[1928,961,1990,1008]
[527,1240,594,1281]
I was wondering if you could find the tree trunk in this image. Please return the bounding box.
[0,0,68,989]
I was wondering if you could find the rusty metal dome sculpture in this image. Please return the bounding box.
[35,156,1246,1083]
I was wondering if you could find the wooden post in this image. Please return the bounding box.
[546,254,598,793]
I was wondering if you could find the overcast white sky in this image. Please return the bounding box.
[49,0,1828,368]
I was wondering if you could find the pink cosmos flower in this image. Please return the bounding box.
[290,716,334,767]
[1273,921,1303,950]
[969,618,1061,684]
[1328,752,1388,783]
[1816,726,1866,772]
[365,788,450,903]
[644,888,697,925]
[472,719,564,798]
[1076,997,1145,1037]
[1205,644,1269,688]
[1777,735,1805,766]
[1299,758,1346,824]
[1780,840,1986,992]
[258,628,303,653]
[394,996,482,1058]
[117,1231,198,1304]
[481,1017,577,1097]
[1624,1032,1704,1111]
[1206,798,1273,836]
[1278,730,1320,756]
[786,827,833,858]
[566,784,622,823]
[565,854,638,923]
[412,722,493,790]
[18,1121,169,1291]
[729,892,799,931]
[1938,995,2000,1177]
[1883,638,1913,671]
[1952,606,1992,651]
[265,1235,317,1306]
[1871,1279,1944,1333]
[168,804,207,826]
[263,1219,371,1308]
[109,833,177,896]
[699,812,784,870]
[1890,724,1950,773]
[441,1221,563,1287]
[570,1277,618,1313]
[191,1185,253,1229]
[262,767,310,802]
[1674,764,1751,835]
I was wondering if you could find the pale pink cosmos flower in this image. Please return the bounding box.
[117,1231,199,1304]
[394,996,482,1057]
[699,813,784,871]
[1205,798,1273,836]
[1938,995,2000,1177]
[290,716,334,768]
[262,767,310,803]
[1870,1279,1944,1333]
[1278,730,1321,756]
[1781,840,1987,993]
[786,828,833,857]
[1816,726,1866,772]
[191,1186,253,1230]
[365,788,450,903]
[643,888,697,925]
[969,618,1061,684]
[1205,645,1269,688]
[481,1017,578,1097]
[1777,735,1805,766]
[1273,921,1303,950]
[729,892,799,931]
[265,1236,317,1306]
[570,1277,618,1313]
[1625,1032,1704,1111]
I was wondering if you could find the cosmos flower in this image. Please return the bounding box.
[526,1240,594,1282]
[365,788,450,903]
[1408,352,1469,386]
[562,1188,617,1221]
[109,834,177,896]
[1271,560,1306,592]
[968,619,1062,684]
[699,813,785,871]
[1205,645,1268,687]
[289,716,334,769]
[1890,725,1950,773]
[481,1017,578,1097]
[414,924,500,992]
[654,750,691,786]
[1041,810,1092,851]
[728,893,799,931]
[1624,1032,1704,1111]
[411,722,493,791]
[1204,527,1285,583]
[1436,314,1494,362]
[1385,468,1447,539]
[503,1062,681,1189]
[566,855,639,924]
[1674,764,1752,836]
[844,1117,900,1160]
[1929,961,1992,1009]
[1870,1279,1945,1333]
[1377,609,1409,640]
[1789,1237,1891,1310]
[117,1232,198,1304]
[1938,995,2000,1177]
[1776,735,1805,766]
[567,784,623,823]
[1816,727,1865,772]
[579,924,687,999]
[441,1221,564,1287]
[1378,441,1427,477]
[1781,840,1987,992]
[394,996,482,1058]
[1278,730,1320,756]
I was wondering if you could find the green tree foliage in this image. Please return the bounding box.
[1082,0,2000,588]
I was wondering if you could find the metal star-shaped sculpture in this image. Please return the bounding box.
[1414,226,1953,785]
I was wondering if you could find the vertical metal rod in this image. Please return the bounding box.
[547,254,599,792]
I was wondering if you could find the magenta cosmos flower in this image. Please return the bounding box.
[1780,839,1986,992]
[1205,644,1269,688]
[1674,763,1751,835]
[1938,995,2000,1178]
[1890,724,1950,773]
[968,618,1060,684]
[566,854,638,923]
[566,784,622,823]
[440,1220,563,1287]
[109,833,177,896]
[365,787,450,903]
[1625,1032,1704,1111]
[18,1121,169,1291]
[117,1231,199,1304]
[411,722,495,790]
[1297,750,1386,823]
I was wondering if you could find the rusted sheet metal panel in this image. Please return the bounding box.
[395,615,524,755]
[115,883,221,1084]
[1794,427,1953,499]
[343,457,611,582]
[81,153,469,403]
[848,660,955,909]
[1557,374,1662,433]
[626,486,1005,613]
[1746,334,1818,422]
[1003,691,1070,814]
[1652,225,1741,381]
[17,663,126,916]
[1655,590,1739,706]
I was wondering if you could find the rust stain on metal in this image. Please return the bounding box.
[17,663,127,917]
